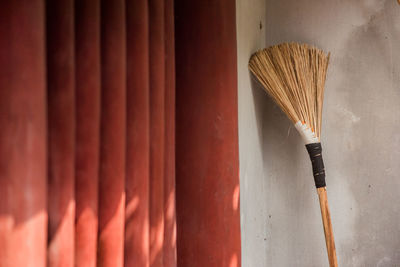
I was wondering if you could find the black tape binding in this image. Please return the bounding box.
[305,142,326,188]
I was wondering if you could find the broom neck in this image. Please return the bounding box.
[294,121,319,144]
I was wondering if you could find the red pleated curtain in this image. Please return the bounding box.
[175,0,241,266]
[0,0,240,266]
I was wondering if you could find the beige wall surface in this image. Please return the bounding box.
[237,0,400,266]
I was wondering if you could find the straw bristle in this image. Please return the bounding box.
[248,43,330,139]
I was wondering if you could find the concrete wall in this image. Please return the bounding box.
[237,0,400,266]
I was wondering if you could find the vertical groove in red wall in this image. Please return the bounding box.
[0,1,47,266]
[46,0,75,266]
[74,0,101,266]
[175,0,241,266]
[163,0,177,265]
[98,0,126,266]
[149,0,166,266]
[125,0,150,266]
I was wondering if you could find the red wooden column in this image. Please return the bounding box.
[0,1,47,266]
[163,0,177,265]
[149,0,165,266]
[175,0,241,266]
[74,0,101,266]
[125,0,150,266]
[97,0,126,266]
[46,1,75,266]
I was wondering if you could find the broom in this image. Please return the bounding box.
[248,43,337,267]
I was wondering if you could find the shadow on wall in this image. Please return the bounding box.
[249,72,321,265]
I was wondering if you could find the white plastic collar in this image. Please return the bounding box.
[294,121,319,144]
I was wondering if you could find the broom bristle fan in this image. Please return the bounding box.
[249,43,338,267]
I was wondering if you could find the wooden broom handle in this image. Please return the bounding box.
[317,187,338,267]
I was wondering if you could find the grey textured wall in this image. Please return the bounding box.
[237,0,400,266]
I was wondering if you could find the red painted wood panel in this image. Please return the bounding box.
[46,0,75,266]
[0,1,47,266]
[163,0,177,265]
[149,0,165,266]
[175,0,241,266]
[74,0,101,266]
[125,0,150,266]
[97,0,126,266]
